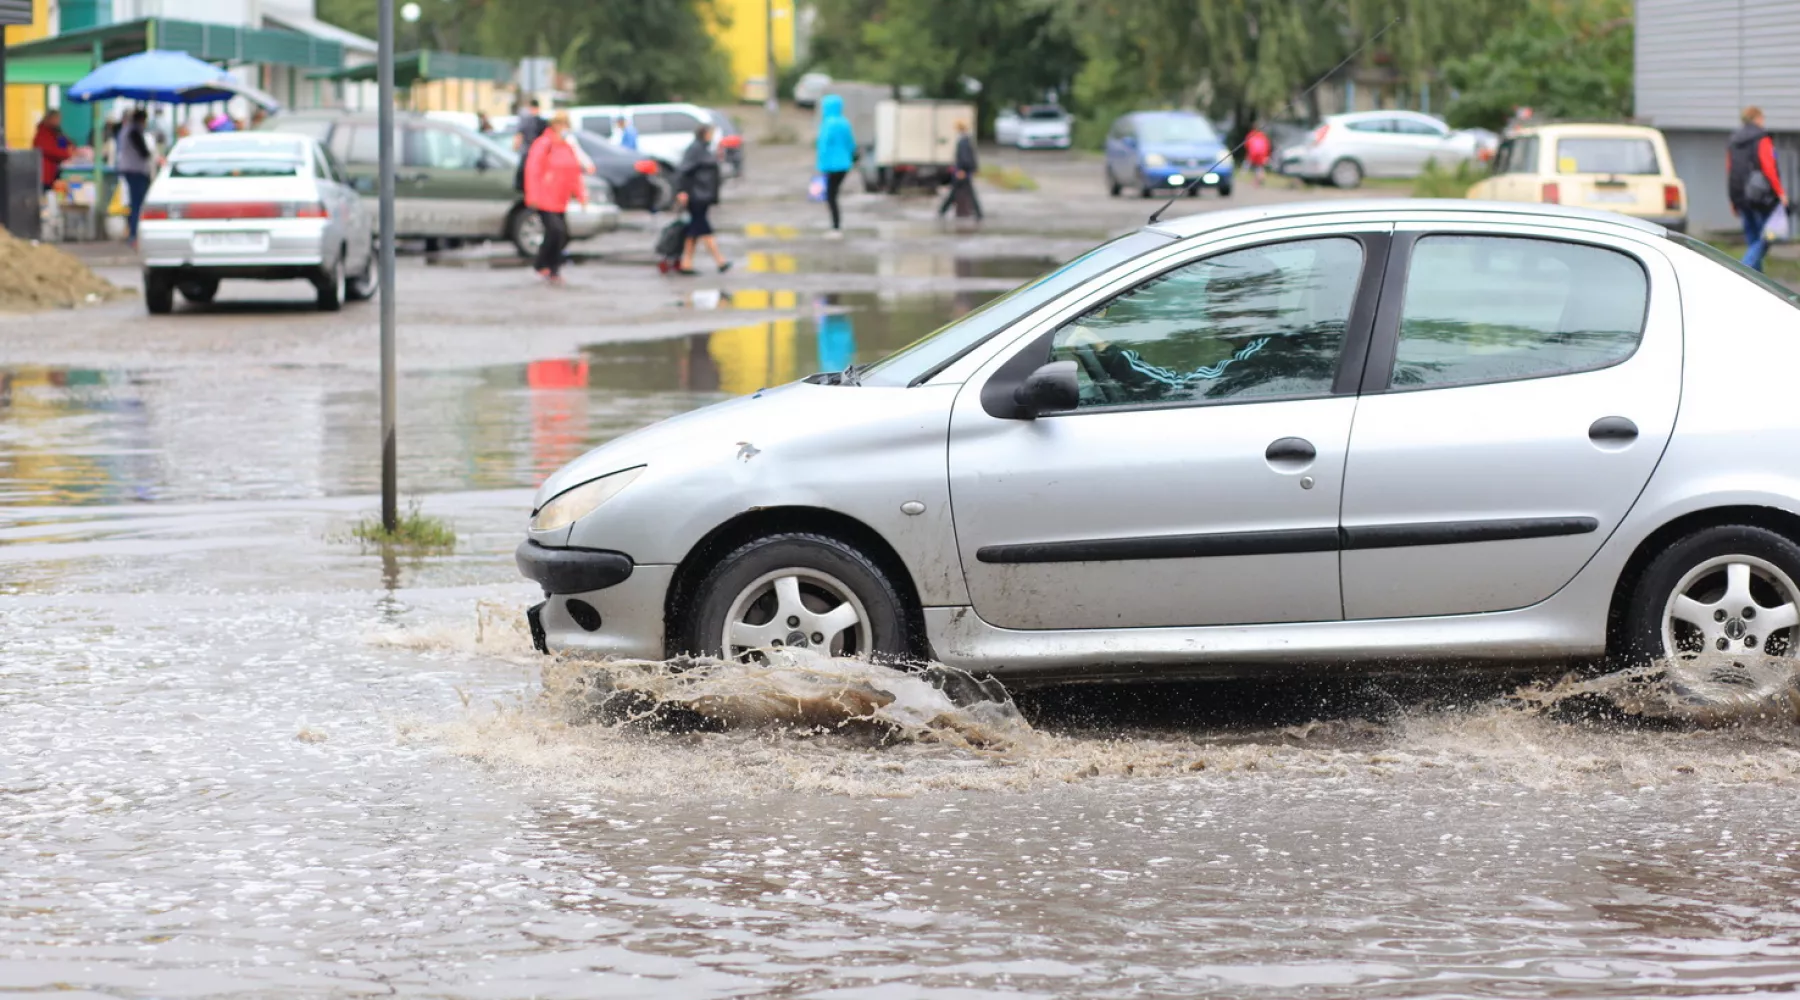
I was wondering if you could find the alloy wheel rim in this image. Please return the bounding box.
[519,213,544,254]
[1661,554,1800,659]
[720,568,872,660]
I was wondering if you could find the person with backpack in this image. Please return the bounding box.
[1727,105,1789,272]
[523,112,587,286]
[675,124,731,275]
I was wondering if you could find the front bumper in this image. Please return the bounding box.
[517,540,671,659]
[1016,132,1071,149]
[1142,165,1231,189]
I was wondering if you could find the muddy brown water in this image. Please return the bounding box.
[8,286,1800,997]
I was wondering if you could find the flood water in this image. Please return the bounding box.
[8,271,1800,998]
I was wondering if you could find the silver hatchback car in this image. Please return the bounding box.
[519,200,1800,685]
[139,133,375,313]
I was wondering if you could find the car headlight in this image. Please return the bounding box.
[1144,153,1167,168]
[531,466,644,532]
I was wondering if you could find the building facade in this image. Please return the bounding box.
[1635,0,1800,234]
[710,0,796,101]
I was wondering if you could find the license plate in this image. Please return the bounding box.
[193,232,268,252]
[1589,190,1637,204]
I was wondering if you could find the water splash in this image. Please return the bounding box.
[1515,655,1800,727]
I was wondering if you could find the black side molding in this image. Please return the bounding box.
[516,541,634,595]
[976,517,1600,565]
[976,527,1339,564]
[1341,517,1600,550]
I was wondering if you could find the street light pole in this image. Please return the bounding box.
[764,0,778,133]
[377,0,398,533]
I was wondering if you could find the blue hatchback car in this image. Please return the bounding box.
[1104,110,1234,199]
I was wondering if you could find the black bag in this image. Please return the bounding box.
[655,215,689,259]
[1747,169,1779,212]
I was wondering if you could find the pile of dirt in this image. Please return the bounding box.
[0,227,123,312]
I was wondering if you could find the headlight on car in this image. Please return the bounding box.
[1144,153,1168,168]
[530,467,644,532]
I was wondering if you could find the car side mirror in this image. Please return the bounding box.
[1012,361,1079,418]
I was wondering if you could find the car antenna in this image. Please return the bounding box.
[1147,16,1403,226]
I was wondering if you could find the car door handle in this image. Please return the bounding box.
[1589,416,1638,443]
[1266,436,1316,466]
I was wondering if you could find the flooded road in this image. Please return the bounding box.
[8,151,1800,997]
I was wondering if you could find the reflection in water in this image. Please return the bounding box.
[0,293,995,509]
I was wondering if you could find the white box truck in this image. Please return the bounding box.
[869,99,976,193]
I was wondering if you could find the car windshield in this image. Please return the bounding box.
[1558,137,1660,175]
[169,155,303,178]
[1668,232,1800,310]
[1025,107,1065,120]
[855,231,1174,387]
[1137,115,1218,145]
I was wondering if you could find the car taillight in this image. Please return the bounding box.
[1311,124,1329,145]
[633,159,659,175]
[289,202,328,219]
[1541,182,1560,204]
[183,201,284,220]
[140,204,171,221]
[721,135,742,149]
[1664,184,1682,211]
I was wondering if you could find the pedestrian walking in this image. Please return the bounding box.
[1727,105,1789,272]
[675,124,731,275]
[615,115,639,151]
[31,110,74,193]
[815,94,856,236]
[117,110,158,247]
[524,111,587,286]
[937,119,983,222]
[1244,124,1272,187]
[514,98,547,193]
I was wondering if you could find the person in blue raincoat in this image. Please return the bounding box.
[815,95,856,236]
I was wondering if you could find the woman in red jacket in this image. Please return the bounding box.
[523,111,587,285]
[33,111,75,192]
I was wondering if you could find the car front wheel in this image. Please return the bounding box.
[314,254,345,312]
[678,532,909,662]
[1620,525,1800,667]
[144,271,174,315]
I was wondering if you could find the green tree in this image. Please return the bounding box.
[1441,0,1633,131]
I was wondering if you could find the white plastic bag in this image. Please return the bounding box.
[1767,208,1792,243]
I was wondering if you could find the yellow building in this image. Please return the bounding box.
[710,0,796,100]
[3,0,53,150]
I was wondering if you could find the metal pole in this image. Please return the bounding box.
[764,0,778,133]
[378,0,398,533]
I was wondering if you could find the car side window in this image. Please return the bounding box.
[1346,119,1392,133]
[1046,238,1364,410]
[409,126,482,170]
[317,143,349,186]
[311,146,331,181]
[1491,140,1514,174]
[580,115,614,139]
[1395,118,1446,137]
[344,127,379,166]
[1391,235,1648,390]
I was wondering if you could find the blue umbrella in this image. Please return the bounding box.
[67,49,281,109]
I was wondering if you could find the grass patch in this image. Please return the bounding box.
[1411,158,1490,199]
[978,164,1038,191]
[352,501,456,551]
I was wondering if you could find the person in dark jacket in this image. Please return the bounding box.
[1727,106,1789,272]
[937,119,983,222]
[675,125,731,275]
[513,98,547,193]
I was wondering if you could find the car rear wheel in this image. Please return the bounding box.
[144,271,174,315]
[1619,525,1800,667]
[508,206,544,259]
[314,254,345,312]
[346,242,379,302]
[1329,158,1363,189]
[678,532,909,663]
[177,277,219,304]
[1106,167,1121,197]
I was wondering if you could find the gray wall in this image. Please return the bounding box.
[1637,0,1800,234]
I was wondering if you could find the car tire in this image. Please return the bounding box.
[144,271,174,315]
[1137,173,1153,199]
[314,253,345,312]
[346,242,379,302]
[507,205,544,259]
[1617,524,1800,668]
[678,532,910,663]
[1107,168,1121,197]
[1218,181,1233,197]
[1329,158,1363,189]
[176,277,219,304]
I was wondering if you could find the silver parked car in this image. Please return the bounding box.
[995,105,1073,149]
[1279,110,1482,188]
[139,132,376,313]
[518,200,1800,685]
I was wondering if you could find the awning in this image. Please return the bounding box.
[262,11,376,57]
[4,17,344,71]
[4,52,93,86]
[308,49,512,87]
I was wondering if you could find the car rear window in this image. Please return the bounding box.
[169,156,304,178]
[1557,138,1660,175]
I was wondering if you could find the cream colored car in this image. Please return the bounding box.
[1467,124,1687,231]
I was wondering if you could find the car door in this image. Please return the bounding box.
[1338,224,1680,619]
[1342,117,1401,175]
[947,228,1389,630]
[317,141,370,271]
[404,122,513,238]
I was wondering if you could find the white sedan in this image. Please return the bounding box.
[995,106,1072,149]
[138,133,375,313]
